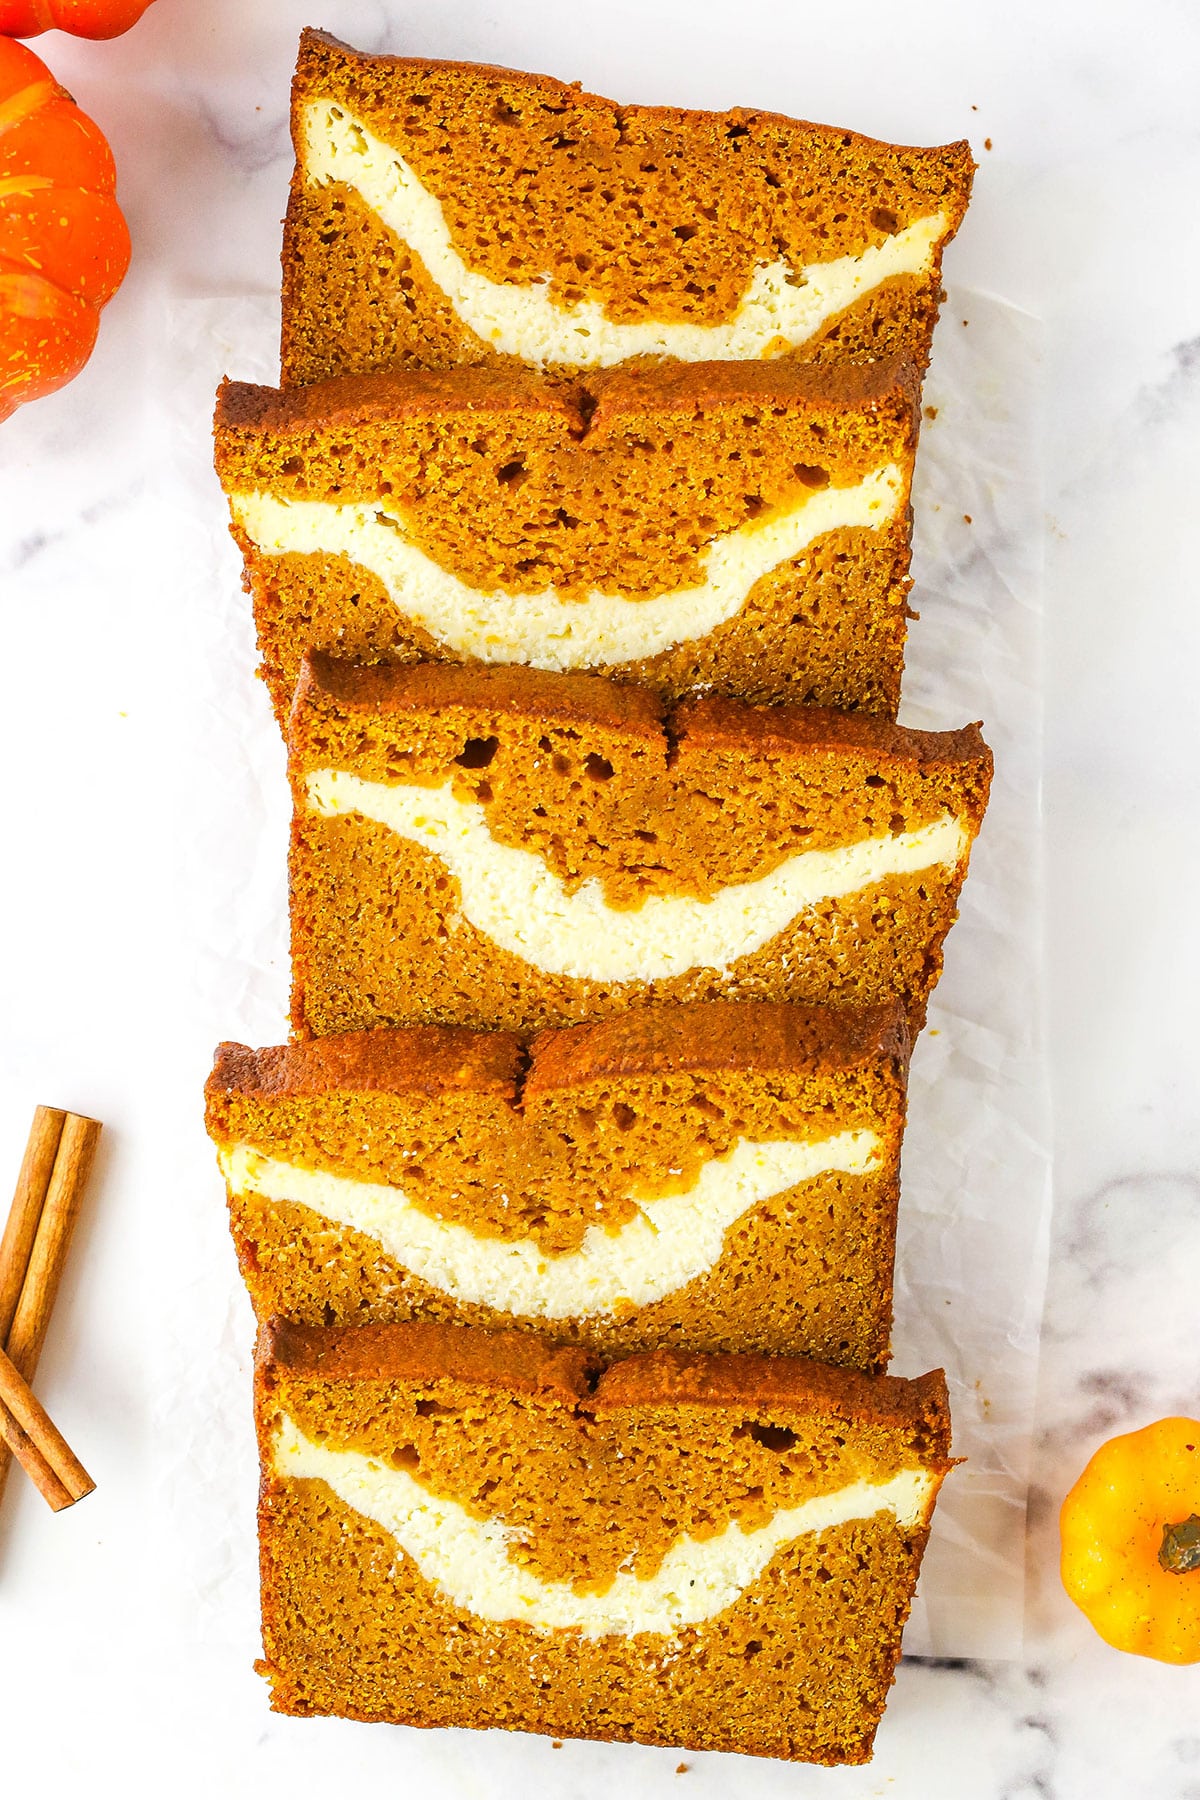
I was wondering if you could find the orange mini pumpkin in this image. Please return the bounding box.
[1060,1416,1200,1664]
[0,35,129,420]
[0,1,156,40]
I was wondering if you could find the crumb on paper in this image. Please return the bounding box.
[962,319,969,327]
[924,404,939,421]
[984,137,993,151]
[963,514,973,524]
[676,1764,689,1775]
[971,102,978,110]
[551,1740,563,1749]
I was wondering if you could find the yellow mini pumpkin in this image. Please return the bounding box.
[1060,1416,1200,1664]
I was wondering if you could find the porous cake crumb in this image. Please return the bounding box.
[214,357,921,722]
[205,1000,910,1367]
[282,31,973,383]
[287,656,992,1036]
[255,1318,955,1763]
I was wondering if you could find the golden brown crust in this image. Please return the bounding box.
[217,354,920,439]
[296,649,667,739]
[208,1027,522,1102]
[595,1349,950,1452]
[296,651,986,772]
[209,999,908,1109]
[674,691,988,767]
[216,363,574,435]
[524,998,909,1095]
[262,1315,597,1400]
[587,354,923,418]
[261,1314,947,1443]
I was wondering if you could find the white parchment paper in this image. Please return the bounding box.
[897,292,1048,1659]
[153,285,1047,1668]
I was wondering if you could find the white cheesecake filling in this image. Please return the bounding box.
[273,1411,935,1638]
[302,100,946,367]
[221,1130,880,1319]
[305,769,969,983]
[232,465,902,672]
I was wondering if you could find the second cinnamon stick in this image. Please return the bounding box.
[0,1343,94,1511]
[0,1106,65,1344]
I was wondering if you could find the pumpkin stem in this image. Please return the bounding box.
[1159,1515,1200,1575]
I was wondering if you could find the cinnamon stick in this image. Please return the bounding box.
[0,1344,94,1511]
[0,1111,101,1508]
[0,1107,65,1344]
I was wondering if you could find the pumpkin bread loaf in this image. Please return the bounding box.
[256,1317,953,1762]
[281,29,973,384]
[214,357,920,722]
[205,999,910,1366]
[287,655,992,1037]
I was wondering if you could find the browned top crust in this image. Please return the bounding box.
[297,651,668,739]
[215,364,569,435]
[263,1316,598,1401]
[595,1349,951,1453]
[296,650,987,771]
[587,355,921,420]
[674,693,989,769]
[524,999,910,1096]
[215,355,920,441]
[262,1315,949,1450]
[207,998,910,1114]
[207,1028,523,1103]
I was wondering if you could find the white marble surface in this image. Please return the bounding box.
[2,1,1199,1794]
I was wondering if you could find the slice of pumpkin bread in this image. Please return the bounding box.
[256,1318,953,1762]
[214,357,920,721]
[287,655,992,1037]
[205,999,910,1367]
[281,29,973,383]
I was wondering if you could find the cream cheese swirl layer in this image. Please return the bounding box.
[222,1130,880,1319]
[274,1411,935,1638]
[305,769,969,984]
[233,465,902,672]
[302,100,947,367]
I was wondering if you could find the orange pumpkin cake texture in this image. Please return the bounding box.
[204,1000,910,1366]
[286,654,992,1038]
[280,29,973,384]
[255,1317,954,1762]
[214,356,921,723]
